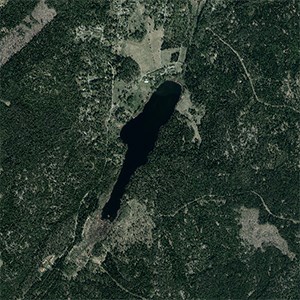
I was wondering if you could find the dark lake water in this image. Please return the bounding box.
[101,80,182,221]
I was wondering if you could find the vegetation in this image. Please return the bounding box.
[1,0,299,299]
[116,56,140,82]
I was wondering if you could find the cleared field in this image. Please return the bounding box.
[123,17,163,75]
[239,206,295,260]
[0,0,56,67]
[0,0,9,8]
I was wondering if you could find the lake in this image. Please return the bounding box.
[101,80,182,221]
